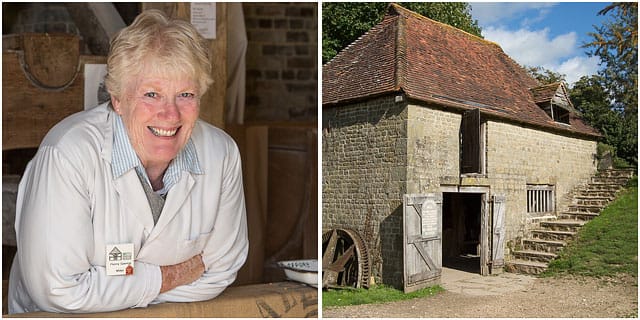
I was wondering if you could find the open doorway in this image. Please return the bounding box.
[442,192,482,274]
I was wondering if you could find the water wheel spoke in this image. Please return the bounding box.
[327,244,355,272]
[322,230,338,269]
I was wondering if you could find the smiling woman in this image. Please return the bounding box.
[113,72,201,189]
[8,9,248,314]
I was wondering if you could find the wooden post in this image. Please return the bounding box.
[141,2,227,129]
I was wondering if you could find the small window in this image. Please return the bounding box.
[553,107,570,124]
[527,185,554,213]
[538,102,570,124]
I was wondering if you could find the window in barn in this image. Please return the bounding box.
[460,108,485,175]
[526,185,555,213]
[538,102,571,125]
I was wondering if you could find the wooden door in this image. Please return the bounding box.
[403,193,442,293]
[461,108,481,174]
[491,195,506,273]
[480,194,490,275]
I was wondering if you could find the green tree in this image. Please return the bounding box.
[524,66,566,85]
[581,2,638,165]
[584,3,637,116]
[322,2,482,64]
[571,76,624,149]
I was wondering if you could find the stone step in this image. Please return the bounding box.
[558,211,599,221]
[522,238,566,253]
[505,259,548,275]
[597,169,635,179]
[540,219,585,232]
[506,170,634,276]
[591,176,631,185]
[566,204,604,213]
[583,183,623,192]
[577,190,616,199]
[531,229,576,241]
[574,197,610,206]
[512,250,557,263]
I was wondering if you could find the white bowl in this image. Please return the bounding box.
[277,259,318,287]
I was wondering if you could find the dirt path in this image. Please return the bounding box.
[322,274,638,318]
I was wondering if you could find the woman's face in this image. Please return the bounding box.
[112,70,200,170]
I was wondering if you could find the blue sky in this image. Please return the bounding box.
[470,2,610,85]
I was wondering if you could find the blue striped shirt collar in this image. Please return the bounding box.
[111,112,202,194]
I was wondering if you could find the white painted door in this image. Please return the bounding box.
[403,193,442,293]
[491,195,506,273]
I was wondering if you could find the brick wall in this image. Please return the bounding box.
[244,3,317,122]
[323,95,407,287]
[323,97,598,287]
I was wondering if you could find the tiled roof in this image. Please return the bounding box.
[323,3,600,138]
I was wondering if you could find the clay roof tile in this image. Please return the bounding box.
[323,3,600,138]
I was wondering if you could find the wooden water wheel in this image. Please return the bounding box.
[322,228,371,289]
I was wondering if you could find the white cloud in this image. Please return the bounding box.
[554,56,601,86]
[482,26,576,66]
[482,26,598,85]
[471,2,602,85]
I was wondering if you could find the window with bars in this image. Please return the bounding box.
[527,185,554,213]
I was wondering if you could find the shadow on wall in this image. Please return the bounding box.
[322,95,406,131]
[379,204,404,290]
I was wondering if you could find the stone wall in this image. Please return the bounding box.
[323,98,598,287]
[322,95,407,287]
[406,105,461,193]
[485,121,598,252]
[244,3,317,122]
[405,104,598,261]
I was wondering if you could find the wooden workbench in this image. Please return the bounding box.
[5,282,317,318]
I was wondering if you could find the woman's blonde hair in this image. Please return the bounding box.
[105,9,213,99]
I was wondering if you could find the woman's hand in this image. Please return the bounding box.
[159,254,205,293]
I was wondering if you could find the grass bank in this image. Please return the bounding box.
[543,176,638,277]
[322,284,443,308]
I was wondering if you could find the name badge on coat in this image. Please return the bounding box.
[106,243,134,276]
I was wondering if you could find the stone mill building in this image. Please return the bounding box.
[322,4,604,292]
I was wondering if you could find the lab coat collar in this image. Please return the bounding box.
[99,102,115,164]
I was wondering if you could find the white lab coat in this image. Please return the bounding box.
[8,103,248,314]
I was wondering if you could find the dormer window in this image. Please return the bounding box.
[536,100,571,124]
[530,82,574,125]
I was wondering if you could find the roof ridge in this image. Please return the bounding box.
[386,3,502,49]
[393,4,406,92]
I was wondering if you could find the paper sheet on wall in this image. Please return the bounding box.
[84,64,109,110]
[191,3,216,39]
[421,201,438,238]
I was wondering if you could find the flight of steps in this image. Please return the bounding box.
[505,169,635,275]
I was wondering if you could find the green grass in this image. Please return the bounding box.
[322,284,444,307]
[543,176,638,278]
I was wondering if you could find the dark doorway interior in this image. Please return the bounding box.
[442,192,482,273]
